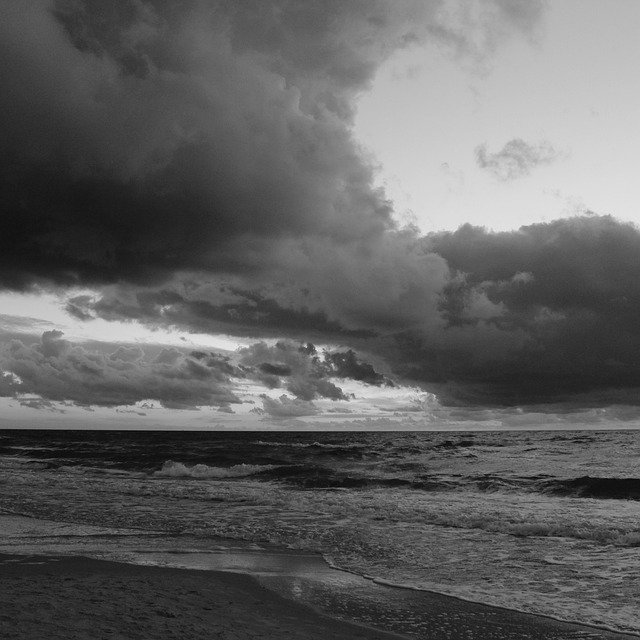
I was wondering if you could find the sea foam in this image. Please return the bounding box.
[154,460,276,479]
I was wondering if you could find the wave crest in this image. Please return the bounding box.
[154,460,277,479]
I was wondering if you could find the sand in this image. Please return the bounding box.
[0,554,404,640]
[0,553,635,640]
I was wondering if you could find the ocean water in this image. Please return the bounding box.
[1,429,639,635]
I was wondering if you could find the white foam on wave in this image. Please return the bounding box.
[365,576,640,638]
[319,552,640,637]
[253,440,361,449]
[154,460,276,479]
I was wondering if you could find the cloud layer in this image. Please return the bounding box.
[12,2,640,412]
[59,215,640,408]
[238,340,390,401]
[0,331,390,410]
[0,331,240,409]
[413,215,640,405]
[258,395,321,419]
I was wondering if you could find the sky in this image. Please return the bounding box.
[2,0,640,430]
[356,1,640,232]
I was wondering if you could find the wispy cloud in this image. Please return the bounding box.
[475,138,561,181]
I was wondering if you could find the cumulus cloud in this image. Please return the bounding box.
[475,138,560,181]
[0,330,392,410]
[238,340,391,401]
[239,341,343,400]
[402,215,640,405]
[0,331,241,409]
[259,394,320,418]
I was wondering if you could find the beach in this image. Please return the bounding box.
[2,430,640,637]
[1,552,635,640]
[0,554,403,640]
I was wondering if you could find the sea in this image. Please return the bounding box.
[1,429,639,636]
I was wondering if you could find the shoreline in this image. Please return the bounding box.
[1,552,636,640]
[321,559,640,639]
[1,511,638,638]
[0,553,406,640]
[365,575,640,638]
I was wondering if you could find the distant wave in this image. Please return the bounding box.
[253,440,365,451]
[431,439,476,449]
[253,439,483,453]
[154,460,278,479]
[539,476,640,500]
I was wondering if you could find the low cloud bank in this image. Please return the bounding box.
[0,331,390,410]
[0,331,241,409]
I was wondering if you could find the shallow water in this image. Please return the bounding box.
[1,429,639,634]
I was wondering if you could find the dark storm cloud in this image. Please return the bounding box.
[324,349,388,386]
[62,226,453,345]
[0,0,423,289]
[475,138,560,181]
[65,283,376,341]
[400,215,640,405]
[0,0,543,290]
[259,363,292,377]
[62,214,640,407]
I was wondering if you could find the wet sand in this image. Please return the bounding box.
[0,553,635,640]
[0,554,404,640]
